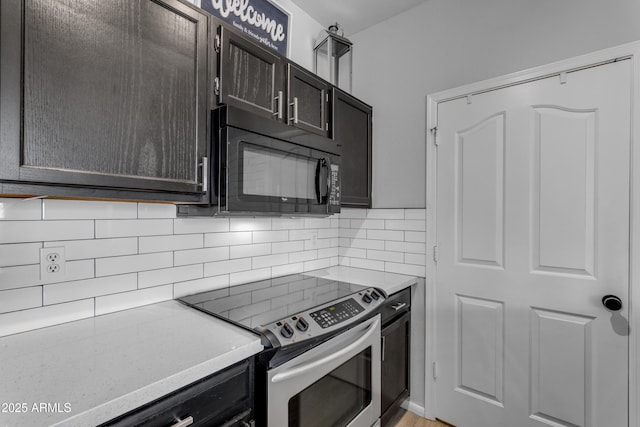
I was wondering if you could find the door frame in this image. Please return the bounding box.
[424,40,640,424]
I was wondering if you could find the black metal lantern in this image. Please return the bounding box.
[314,23,353,92]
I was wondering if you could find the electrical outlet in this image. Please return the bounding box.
[307,230,318,249]
[40,247,66,281]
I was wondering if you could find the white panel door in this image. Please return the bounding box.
[435,59,631,427]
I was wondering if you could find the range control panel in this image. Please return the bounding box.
[262,288,385,346]
[309,298,364,328]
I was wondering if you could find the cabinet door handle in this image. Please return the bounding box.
[392,302,407,311]
[273,91,283,119]
[289,97,299,124]
[170,416,194,427]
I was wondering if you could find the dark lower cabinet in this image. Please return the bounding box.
[101,358,255,427]
[333,88,373,208]
[380,288,411,427]
[0,0,210,202]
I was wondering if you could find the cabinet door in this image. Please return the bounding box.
[218,25,285,122]
[0,0,209,202]
[288,64,331,138]
[333,89,372,207]
[381,311,410,426]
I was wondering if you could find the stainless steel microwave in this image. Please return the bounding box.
[177,105,341,217]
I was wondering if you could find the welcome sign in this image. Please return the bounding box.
[199,0,289,55]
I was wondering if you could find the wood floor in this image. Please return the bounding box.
[390,410,452,427]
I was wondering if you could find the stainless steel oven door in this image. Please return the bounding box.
[267,315,381,427]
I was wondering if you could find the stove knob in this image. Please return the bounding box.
[280,322,294,339]
[362,293,373,304]
[296,317,309,332]
[370,290,381,300]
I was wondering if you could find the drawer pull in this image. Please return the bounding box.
[391,302,407,311]
[170,416,194,427]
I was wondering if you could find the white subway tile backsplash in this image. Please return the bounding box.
[173,275,229,298]
[405,231,427,243]
[271,240,304,254]
[252,253,289,269]
[0,220,94,244]
[405,253,427,266]
[0,299,94,337]
[350,238,385,250]
[252,230,289,243]
[350,258,385,271]
[385,241,426,254]
[303,257,334,271]
[96,219,173,238]
[339,246,367,259]
[0,202,426,337]
[175,247,229,266]
[366,229,404,241]
[205,231,252,247]
[272,262,303,277]
[366,209,405,219]
[95,285,173,316]
[230,218,271,232]
[350,219,385,230]
[404,209,426,220]
[367,249,404,263]
[137,203,177,219]
[289,250,317,263]
[229,267,271,286]
[0,287,42,314]
[45,238,138,260]
[96,252,173,276]
[0,264,41,291]
[230,243,271,259]
[0,198,41,220]
[272,240,304,254]
[304,217,332,229]
[0,243,41,267]
[385,219,426,231]
[43,200,137,220]
[43,259,95,285]
[204,258,251,277]
[44,274,137,305]
[271,218,305,230]
[174,217,229,234]
[339,228,367,239]
[139,265,203,288]
[139,234,203,254]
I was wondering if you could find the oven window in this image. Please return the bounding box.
[242,144,316,200]
[288,347,372,427]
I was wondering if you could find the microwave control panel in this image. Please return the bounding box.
[329,164,340,206]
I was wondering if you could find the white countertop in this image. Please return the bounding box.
[0,300,263,427]
[304,266,419,295]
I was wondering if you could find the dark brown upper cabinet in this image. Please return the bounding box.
[0,0,210,203]
[216,25,285,122]
[333,88,373,208]
[215,26,330,138]
[287,64,331,138]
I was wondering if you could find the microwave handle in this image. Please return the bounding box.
[314,158,329,204]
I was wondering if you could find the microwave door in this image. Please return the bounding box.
[225,129,333,215]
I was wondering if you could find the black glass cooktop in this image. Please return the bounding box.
[178,273,369,329]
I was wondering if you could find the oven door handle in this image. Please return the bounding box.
[271,317,380,384]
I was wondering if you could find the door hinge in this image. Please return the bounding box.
[432,361,438,380]
[214,33,221,53]
[430,127,438,146]
[432,244,439,263]
[214,77,220,96]
[199,157,208,192]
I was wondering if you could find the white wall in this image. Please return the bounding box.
[271,0,324,70]
[350,0,640,208]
